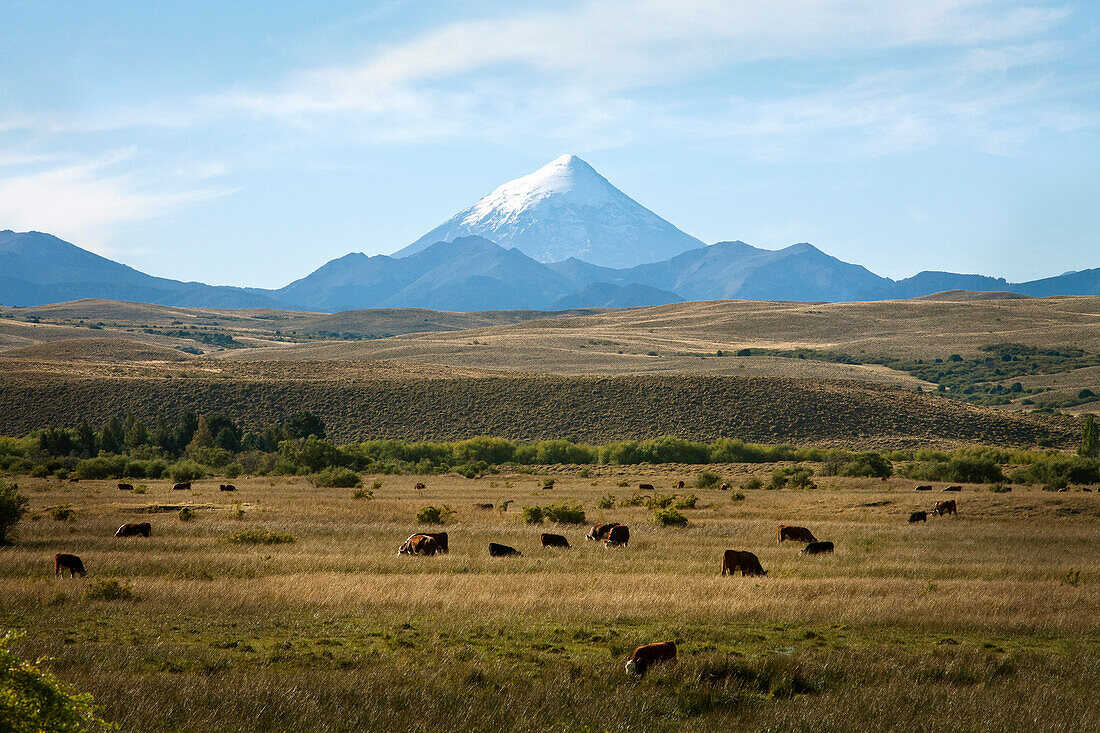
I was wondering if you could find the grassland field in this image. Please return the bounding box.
[2,468,1099,731]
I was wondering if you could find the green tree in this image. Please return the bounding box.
[286,411,326,440]
[0,632,111,731]
[74,419,98,458]
[1080,414,1099,458]
[0,483,29,545]
[99,416,125,454]
[124,419,148,451]
[187,416,215,451]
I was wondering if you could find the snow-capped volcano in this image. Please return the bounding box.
[394,154,704,268]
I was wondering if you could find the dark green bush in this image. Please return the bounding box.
[0,483,29,544]
[416,505,453,524]
[543,502,586,524]
[652,507,688,527]
[522,505,544,524]
[311,467,362,488]
[694,471,722,488]
[0,632,110,730]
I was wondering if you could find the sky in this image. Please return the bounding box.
[0,0,1096,288]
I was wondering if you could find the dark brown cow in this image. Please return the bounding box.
[915,485,933,492]
[541,533,570,548]
[801,541,834,555]
[676,480,685,489]
[778,525,816,544]
[943,485,962,492]
[420,532,448,553]
[908,511,928,523]
[115,522,151,538]
[638,483,654,490]
[489,542,520,557]
[586,523,621,541]
[68,478,79,483]
[933,499,957,516]
[414,482,426,490]
[55,553,86,577]
[625,641,677,676]
[473,503,494,510]
[398,534,440,556]
[721,550,767,577]
[172,482,191,491]
[117,483,134,491]
[219,484,236,492]
[604,525,630,548]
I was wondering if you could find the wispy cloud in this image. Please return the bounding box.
[0,150,231,248]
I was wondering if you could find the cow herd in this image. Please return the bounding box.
[47,477,966,676]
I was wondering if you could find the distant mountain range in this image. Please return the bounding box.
[1,155,1097,311]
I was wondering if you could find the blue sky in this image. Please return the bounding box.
[0,0,1096,288]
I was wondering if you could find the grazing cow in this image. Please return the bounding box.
[908,511,928,523]
[117,483,134,491]
[420,532,448,553]
[915,485,932,492]
[639,483,654,490]
[676,481,685,489]
[541,533,570,548]
[943,485,962,492]
[473,503,494,510]
[933,499,957,516]
[719,484,729,491]
[68,478,80,483]
[604,525,630,548]
[489,542,520,557]
[172,482,190,491]
[801,541,834,555]
[219,484,236,492]
[625,641,677,676]
[398,534,440,556]
[55,553,86,578]
[115,522,151,538]
[778,525,817,544]
[586,523,621,541]
[414,482,426,490]
[721,550,767,577]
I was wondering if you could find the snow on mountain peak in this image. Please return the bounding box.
[395,154,704,268]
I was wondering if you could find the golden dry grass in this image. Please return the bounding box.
[3,470,1098,731]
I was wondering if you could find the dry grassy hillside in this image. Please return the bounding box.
[0,357,1077,447]
[226,296,1100,367]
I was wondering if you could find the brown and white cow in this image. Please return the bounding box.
[398,534,440,556]
[541,533,570,548]
[721,550,767,577]
[586,523,621,541]
[414,482,426,490]
[676,480,685,489]
[115,522,151,538]
[55,553,86,577]
[915,485,933,492]
[933,499,957,516]
[419,531,448,553]
[719,484,729,491]
[604,525,630,548]
[625,641,677,676]
[778,525,816,544]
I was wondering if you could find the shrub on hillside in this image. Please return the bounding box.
[311,467,362,488]
[84,577,135,601]
[900,456,1004,484]
[178,507,196,522]
[416,505,453,525]
[822,452,893,478]
[169,460,205,483]
[543,502,586,524]
[522,505,544,524]
[694,471,723,488]
[227,529,295,545]
[1009,456,1099,487]
[652,507,688,527]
